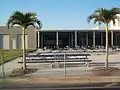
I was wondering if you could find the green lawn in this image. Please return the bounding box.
[0,49,36,65]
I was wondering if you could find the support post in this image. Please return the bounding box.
[71,33,73,47]
[56,32,59,49]
[37,31,40,48]
[101,32,103,45]
[75,31,77,48]
[93,31,96,48]
[86,32,88,46]
[111,31,113,47]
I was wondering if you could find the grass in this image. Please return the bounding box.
[0,49,36,65]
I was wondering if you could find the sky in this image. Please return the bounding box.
[0,0,120,29]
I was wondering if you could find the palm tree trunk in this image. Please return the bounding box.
[105,23,109,68]
[22,27,26,70]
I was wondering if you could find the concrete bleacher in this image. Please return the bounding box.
[18,51,92,67]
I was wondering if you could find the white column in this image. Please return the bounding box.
[37,31,40,48]
[111,31,113,46]
[75,31,77,48]
[86,33,88,46]
[101,32,103,45]
[93,31,95,48]
[56,32,59,48]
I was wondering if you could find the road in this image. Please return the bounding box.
[0,83,120,90]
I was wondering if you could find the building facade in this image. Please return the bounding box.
[1,21,120,49]
[0,26,37,49]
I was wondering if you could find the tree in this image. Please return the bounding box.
[88,8,120,68]
[7,11,42,70]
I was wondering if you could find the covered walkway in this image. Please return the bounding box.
[37,30,120,49]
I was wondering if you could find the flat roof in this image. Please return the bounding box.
[37,28,120,32]
[0,26,120,33]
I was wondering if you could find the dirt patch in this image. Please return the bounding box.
[91,67,120,76]
[2,76,120,84]
[9,68,38,77]
[21,76,94,84]
[19,76,120,84]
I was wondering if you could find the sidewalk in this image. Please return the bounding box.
[0,57,22,77]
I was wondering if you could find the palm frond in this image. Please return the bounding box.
[7,11,24,29]
[111,7,120,13]
[24,12,42,29]
[87,14,98,23]
[35,19,42,29]
[94,8,103,13]
[7,11,42,29]
[87,7,120,25]
[111,19,116,25]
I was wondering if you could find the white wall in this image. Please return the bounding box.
[12,39,16,49]
[16,34,22,49]
[110,14,120,29]
[3,35,10,49]
[9,38,12,49]
[16,34,28,49]
[0,34,10,49]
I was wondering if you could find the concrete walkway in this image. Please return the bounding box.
[25,67,94,77]
[0,57,22,77]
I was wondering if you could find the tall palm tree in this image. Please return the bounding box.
[88,8,120,68]
[7,11,42,70]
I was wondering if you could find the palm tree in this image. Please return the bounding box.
[7,11,42,70]
[88,8,120,68]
